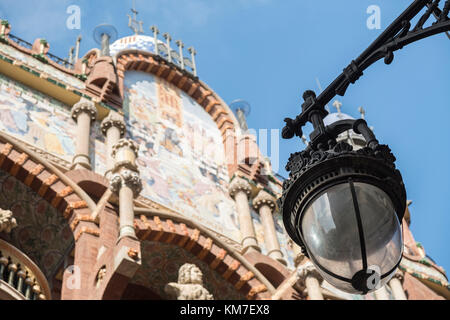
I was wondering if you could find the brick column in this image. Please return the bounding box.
[389,269,407,300]
[71,99,97,170]
[297,261,324,300]
[109,139,142,241]
[100,111,126,178]
[229,177,260,253]
[253,190,286,265]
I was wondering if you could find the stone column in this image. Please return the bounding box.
[109,139,142,241]
[374,285,390,300]
[229,177,260,253]
[100,111,126,178]
[297,261,324,300]
[253,190,286,265]
[389,269,407,300]
[71,99,97,170]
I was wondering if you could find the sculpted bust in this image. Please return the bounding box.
[165,263,214,300]
[0,209,17,233]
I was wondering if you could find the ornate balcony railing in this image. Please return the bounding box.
[7,33,32,50]
[0,239,51,300]
[7,33,74,69]
[47,52,73,69]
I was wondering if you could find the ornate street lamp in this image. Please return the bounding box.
[280,0,450,294]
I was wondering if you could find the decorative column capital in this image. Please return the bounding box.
[101,111,126,137]
[71,99,97,123]
[0,209,17,233]
[110,169,143,198]
[297,261,322,282]
[295,261,324,299]
[392,268,404,281]
[253,190,277,211]
[229,177,252,198]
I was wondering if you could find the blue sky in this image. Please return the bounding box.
[1,0,449,274]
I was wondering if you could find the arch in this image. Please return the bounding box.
[133,209,275,300]
[121,283,163,300]
[0,169,75,296]
[0,131,97,235]
[64,169,109,201]
[254,263,287,288]
[131,240,246,300]
[244,250,291,288]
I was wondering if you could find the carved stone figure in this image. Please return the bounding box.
[165,263,214,300]
[0,209,17,233]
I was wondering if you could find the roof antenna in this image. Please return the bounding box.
[93,24,118,57]
[74,35,82,63]
[230,100,251,132]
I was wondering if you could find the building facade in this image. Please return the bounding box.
[0,16,448,300]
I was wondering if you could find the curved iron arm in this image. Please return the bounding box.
[283,0,450,143]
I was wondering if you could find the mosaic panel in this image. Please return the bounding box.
[0,73,106,170]
[0,73,76,162]
[124,71,240,241]
[110,35,156,57]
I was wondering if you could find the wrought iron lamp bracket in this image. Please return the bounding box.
[282,0,450,142]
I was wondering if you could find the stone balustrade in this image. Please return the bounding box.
[0,239,50,300]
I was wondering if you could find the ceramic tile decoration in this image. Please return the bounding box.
[0,73,77,162]
[124,71,241,242]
